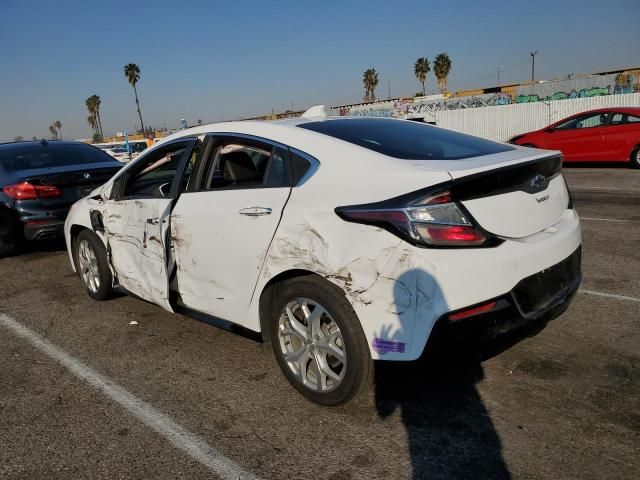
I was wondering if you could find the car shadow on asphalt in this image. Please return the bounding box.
[0,237,67,261]
[374,358,510,480]
[369,268,550,479]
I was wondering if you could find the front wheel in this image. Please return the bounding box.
[74,230,113,301]
[631,146,640,169]
[0,237,16,257]
[269,276,373,406]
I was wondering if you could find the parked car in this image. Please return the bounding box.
[64,115,582,405]
[107,147,134,163]
[509,107,640,168]
[0,140,122,256]
[98,140,148,163]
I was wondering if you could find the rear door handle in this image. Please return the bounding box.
[239,207,272,217]
[147,218,160,225]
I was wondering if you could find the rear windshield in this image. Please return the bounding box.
[0,143,118,171]
[298,118,514,160]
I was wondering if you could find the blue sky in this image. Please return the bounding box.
[1,0,638,141]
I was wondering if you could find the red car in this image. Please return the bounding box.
[510,107,640,168]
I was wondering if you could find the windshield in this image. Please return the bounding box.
[298,118,514,160]
[0,142,120,171]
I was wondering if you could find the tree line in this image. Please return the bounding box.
[84,63,146,143]
[363,53,452,102]
[14,55,452,143]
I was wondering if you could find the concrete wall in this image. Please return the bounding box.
[434,93,640,141]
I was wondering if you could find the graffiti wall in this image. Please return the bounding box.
[336,70,640,118]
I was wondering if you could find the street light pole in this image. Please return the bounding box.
[530,50,538,81]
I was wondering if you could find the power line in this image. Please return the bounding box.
[451,57,530,91]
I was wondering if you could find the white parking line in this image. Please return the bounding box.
[579,290,640,303]
[0,314,260,480]
[581,217,640,224]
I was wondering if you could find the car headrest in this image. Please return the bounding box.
[222,151,259,183]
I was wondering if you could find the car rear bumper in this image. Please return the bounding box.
[344,208,581,361]
[429,246,581,345]
[23,219,65,241]
[15,202,71,241]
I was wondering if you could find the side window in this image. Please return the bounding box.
[120,142,190,198]
[180,144,200,192]
[611,113,640,125]
[263,147,291,187]
[556,113,609,130]
[290,150,318,186]
[202,139,290,190]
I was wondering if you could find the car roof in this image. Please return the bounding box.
[0,140,91,150]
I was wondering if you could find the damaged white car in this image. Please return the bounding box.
[64,113,582,405]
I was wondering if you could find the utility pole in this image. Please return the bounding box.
[387,81,391,99]
[530,51,538,81]
[497,67,501,86]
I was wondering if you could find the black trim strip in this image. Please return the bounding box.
[450,155,562,200]
[337,155,563,212]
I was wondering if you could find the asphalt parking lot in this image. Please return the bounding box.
[1,167,639,480]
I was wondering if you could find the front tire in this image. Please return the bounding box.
[0,237,16,257]
[74,230,113,301]
[631,146,640,169]
[269,276,374,406]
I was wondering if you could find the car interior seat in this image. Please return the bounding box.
[222,151,261,185]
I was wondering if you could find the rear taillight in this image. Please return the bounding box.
[336,191,492,248]
[2,181,63,200]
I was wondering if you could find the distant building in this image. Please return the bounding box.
[180,117,187,129]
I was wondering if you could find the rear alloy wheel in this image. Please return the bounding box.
[631,147,640,169]
[74,230,113,300]
[270,276,373,406]
[0,237,16,257]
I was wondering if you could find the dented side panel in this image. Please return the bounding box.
[100,198,174,311]
[247,184,582,362]
[170,187,291,322]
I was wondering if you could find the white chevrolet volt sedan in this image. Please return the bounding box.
[64,111,582,405]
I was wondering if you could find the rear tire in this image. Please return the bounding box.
[269,276,373,406]
[0,237,16,257]
[74,230,113,301]
[631,146,640,169]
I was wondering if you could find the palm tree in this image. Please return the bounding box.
[434,53,452,94]
[54,120,62,139]
[85,95,104,138]
[197,119,203,126]
[124,63,145,134]
[94,96,104,139]
[31,136,37,141]
[414,57,430,96]
[87,115,97,135]
[362,68,379,102]
[13,136,24,142]
[86,98,97,138]
[48,125,57,140]
[85,96,104,139]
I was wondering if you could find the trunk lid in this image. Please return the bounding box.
[22,163,121,206]
[445,151,569,239]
